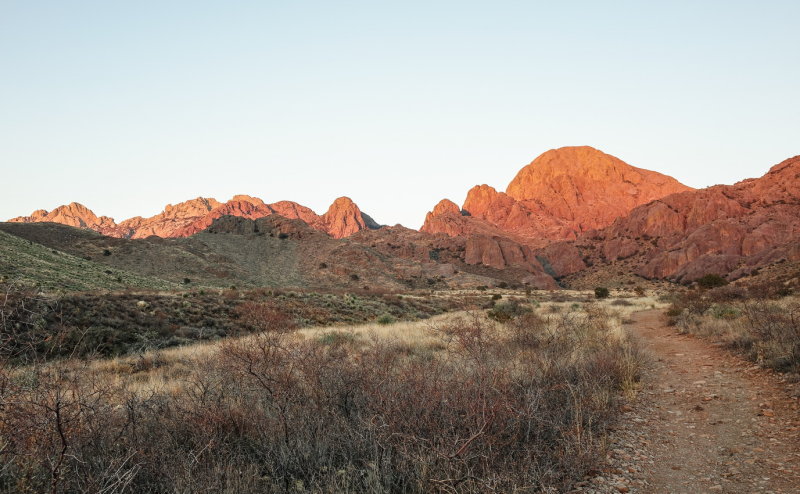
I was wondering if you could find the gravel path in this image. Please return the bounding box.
[572,309,800,494]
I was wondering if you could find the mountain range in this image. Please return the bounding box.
[6,146,800,290]
[9,195,379,240]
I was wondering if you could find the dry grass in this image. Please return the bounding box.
[668,292,800,374]
[0,289,648,493]
[67,294,656,396]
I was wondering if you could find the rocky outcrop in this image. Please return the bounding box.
[576,155,800,282]
[9,202,118,234]
[8,195,380,240]
[535,242,586,278]
[348,225,558,289]
[423,146,692,243]
[506,146,690,228]
[321,197,380,239]
[116,197,224,238]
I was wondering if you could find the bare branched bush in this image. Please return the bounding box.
[741,300,800,372]
[234,301,296,333]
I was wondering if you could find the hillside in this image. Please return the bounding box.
[0,229,176,292]
[0,216,526,292]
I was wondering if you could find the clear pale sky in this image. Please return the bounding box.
[2,1,798,228]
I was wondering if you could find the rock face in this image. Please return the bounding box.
[348,225,559,289]
[539,155,800,283]
[423,146,692,243]
[321,197,380,239]
[9,195,380,240]
[10,202,118,234]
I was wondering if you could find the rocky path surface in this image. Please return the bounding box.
[573,310,800,494]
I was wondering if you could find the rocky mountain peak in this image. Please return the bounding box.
[322,197,378,239]
[423,146,692,242]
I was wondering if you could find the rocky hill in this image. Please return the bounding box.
[0,215,535,291]
[538,155,800,284]
[422,146,691,246]
[10,195,379,240]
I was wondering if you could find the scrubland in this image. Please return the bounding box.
[0,284,656,493]
[666,286,800,375]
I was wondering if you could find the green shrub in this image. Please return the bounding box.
[594,287,610,299]
[487,300,532,323]
[710,304,740,320]
[696,274,728,289]
[316,330,358,347]
[376,314,395,325]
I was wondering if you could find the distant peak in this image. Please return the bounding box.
[229,194,265,206]
[329,196,357,208]
[322,197,378,238]
[506,146,691,201]
[430,199,461,216]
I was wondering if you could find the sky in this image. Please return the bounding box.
[1,1,799,229]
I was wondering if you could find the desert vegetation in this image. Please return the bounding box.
[666,284,800,374]
[0,282,648,493]
[0,282,472,362]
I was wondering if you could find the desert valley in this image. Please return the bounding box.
[3,1,800,492]
[1,146,799,493]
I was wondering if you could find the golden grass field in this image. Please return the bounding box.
[70,291,665,397]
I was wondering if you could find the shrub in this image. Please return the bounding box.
[741,301,800,372]
[235,302,296,333]
[316,330,359,347]
[491,293,502,301]
[102,248,112,256]
[0,294,642,493]
[507,311,549,348]
[376,314,395,325]
[594,287,610,299]
[487,300,531,323]
[696,273,728,289]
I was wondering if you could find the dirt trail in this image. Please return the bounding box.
[573,309,800,494]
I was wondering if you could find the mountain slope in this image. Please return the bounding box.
[0,229,176,291]
[422,146,692,245]
[539,155,800,284]
[0,216,522,291]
